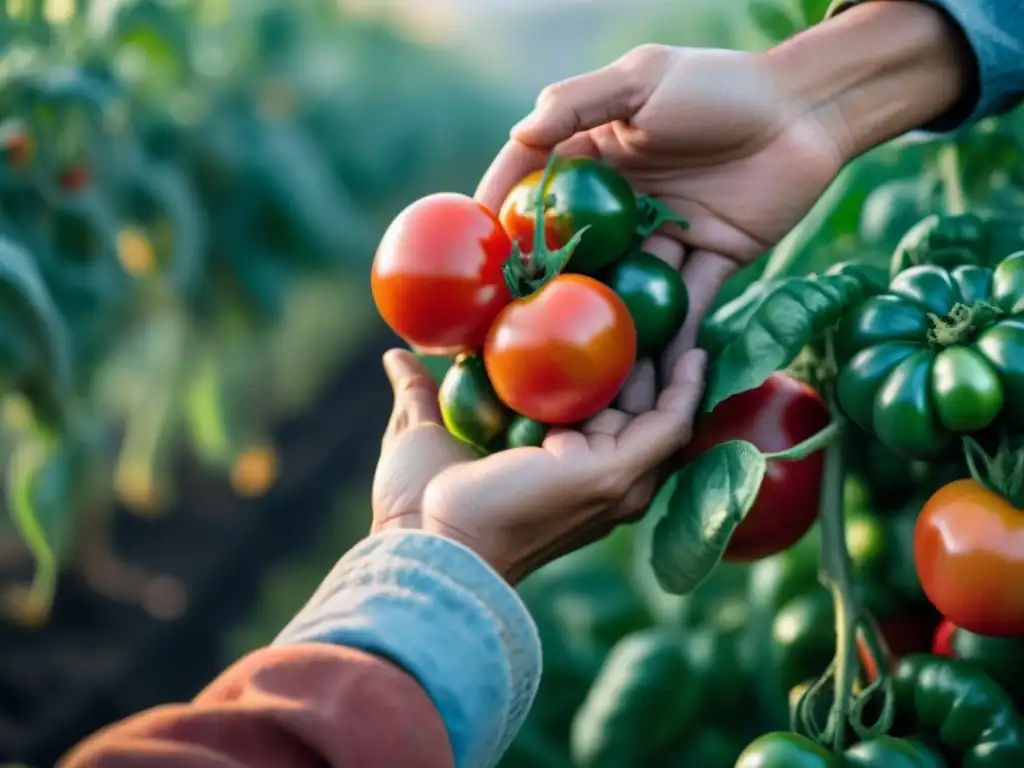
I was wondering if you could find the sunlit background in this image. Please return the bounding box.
[0,0,794,764]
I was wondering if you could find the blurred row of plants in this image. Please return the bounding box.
[0,0,517,626]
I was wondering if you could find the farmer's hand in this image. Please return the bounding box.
[371,347,706,584]
[475,1,968,408]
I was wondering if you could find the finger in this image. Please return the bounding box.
[511,59,652,148]
[382,349,443,437]
[615,360,657,415]
[581,408,631,437]
[662,250,738,378]
[474,139,547,214]
[613,349,708,476]
[640,232,686,270]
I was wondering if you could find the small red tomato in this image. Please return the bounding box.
[2,131,31,167]
[371,193,512,355]
[58,164,89,191]
[680,374,830,562]
[915,478,1024,637]
[932,618,957,657]
[483,274,636,425]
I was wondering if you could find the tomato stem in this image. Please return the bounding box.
[634,195,689,238]
[937,141,967,216]
[502,152,591,298]
[762,421,841,462]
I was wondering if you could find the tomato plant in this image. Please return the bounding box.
[679,374,830,562]
[914,478,1024,637]
[371,192,513,354]
[484,273,636,425]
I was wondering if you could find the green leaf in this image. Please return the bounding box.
[748,0,800,43]
[697,277,785,358]
[702,272,867,411]
[6,435,73,617]
[800,0,834,25]
[570,627,702,767]
[650,441,766,595]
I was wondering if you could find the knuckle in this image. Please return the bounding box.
[536,82,566,109]
[593,470,631,502]
[618,44,671,76]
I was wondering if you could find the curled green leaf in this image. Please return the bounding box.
[650,440,766,595]
[702,272,868,411]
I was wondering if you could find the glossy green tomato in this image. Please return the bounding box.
[836,255,1024,459]
[505,414,547,448]
[438,354,510,449]
[859,178,934,253]
[735,732,837,767]
[843,736,947,767]
[890,212,989,277]
[601,250,688,358]
[951,626,1024,698]
[500,156,638,275]
[770,589,835,692]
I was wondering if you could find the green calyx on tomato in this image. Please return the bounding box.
[438,354,509,451]
[601,250,689,358]
[499,155,687,279]
[835,255,1024,459]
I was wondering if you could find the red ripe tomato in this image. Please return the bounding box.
[371,193,512,355]
[680,374,830,562]
[932,618,957,657]
[915,479,1024,637]
[483,274,636,425]
[58,164,89,191]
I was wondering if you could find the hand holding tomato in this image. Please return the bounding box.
[372,347,707,585]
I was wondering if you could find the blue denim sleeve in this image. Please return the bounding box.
[272,531,541,768]
[834,1,1024,130]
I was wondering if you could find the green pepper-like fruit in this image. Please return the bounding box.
[835,255,1024,459]
[439,354,510,449]
[894,654,1024,766]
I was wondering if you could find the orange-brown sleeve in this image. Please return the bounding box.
[59,643,454,768]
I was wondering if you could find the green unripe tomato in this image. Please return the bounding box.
[601,250,688,358]
[439,354,510,449]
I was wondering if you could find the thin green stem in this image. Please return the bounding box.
[763,421,842,462]
[938,142,967,215]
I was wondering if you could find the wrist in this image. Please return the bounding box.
[762,1,973,162]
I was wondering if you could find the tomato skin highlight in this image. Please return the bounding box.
[499,156,638,276]
[914,478,1024,637]
[371,193,512,355]
[680,374,830,562]
[483,274,636,425]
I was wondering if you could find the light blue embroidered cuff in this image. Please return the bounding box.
[272,531,542,768]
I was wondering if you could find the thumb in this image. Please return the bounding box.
[383,349,443,433]
[512,51,659,146]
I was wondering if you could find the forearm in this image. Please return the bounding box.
[62,531,542,768]
[764,1,973,161]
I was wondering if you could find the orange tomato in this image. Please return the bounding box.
[914,478,1024,637]
[483,274,636,425]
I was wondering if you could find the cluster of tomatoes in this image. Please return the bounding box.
[371,155,690,452]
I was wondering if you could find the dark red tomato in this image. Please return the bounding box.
[915,479,1024,637]
[371,193,512,355]
[859,613,939,682]
[681,374,830,561]
[58,164,89,191]
[932,619,957,657]
[483,274,636,425]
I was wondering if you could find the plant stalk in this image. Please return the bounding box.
[763,421,842,462]
[938,141,967,215]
